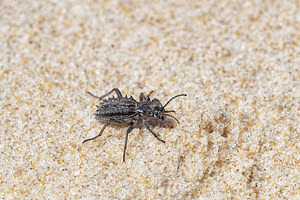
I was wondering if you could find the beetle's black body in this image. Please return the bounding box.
[83,88,186,162]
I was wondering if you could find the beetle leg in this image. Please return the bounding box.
[146,91,154,99]
[87,88,123,100]
[139,91,154,101]
[139,92,146,101]
[143,120,165,143]
[165,110,176,113]
[123,122,136,162]
[83,122,108,143]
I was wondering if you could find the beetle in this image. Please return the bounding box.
[83,88,186,162]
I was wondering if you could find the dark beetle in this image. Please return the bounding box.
[83,88,186,162]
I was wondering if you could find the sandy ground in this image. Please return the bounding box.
[1,0,299,199]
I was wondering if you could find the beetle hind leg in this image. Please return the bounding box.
[87,88,123,100]
[83,122,108,143]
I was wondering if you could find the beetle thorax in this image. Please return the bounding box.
[138,102,164,119]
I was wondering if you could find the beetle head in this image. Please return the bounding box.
[152,94,187,123]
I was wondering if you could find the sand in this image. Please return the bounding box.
[1,0,299,199]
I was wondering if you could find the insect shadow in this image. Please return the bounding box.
[83,88,187,162]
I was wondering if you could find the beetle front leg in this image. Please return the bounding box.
[143,120,165,143]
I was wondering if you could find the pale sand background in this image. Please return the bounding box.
[1,0,299,199]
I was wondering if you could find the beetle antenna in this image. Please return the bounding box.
[164,114,180,124]
[163,94,187,109]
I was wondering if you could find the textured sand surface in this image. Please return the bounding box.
[1,0,299,199]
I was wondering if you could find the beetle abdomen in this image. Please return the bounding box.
[96,107,135,116]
